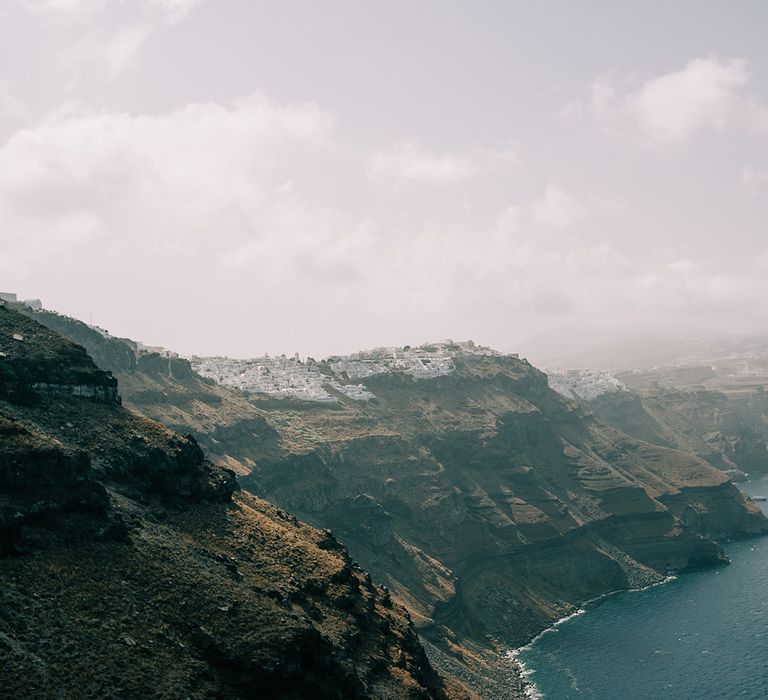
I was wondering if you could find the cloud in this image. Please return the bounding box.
[530,184,584,228]
[0,84,27,129]
[581,57,767,143]
[368,140,516,185]
[739,167,768,195]
[529,184,621,230]
[19,0,203,76]
[20,0,107,16]
[1,87,766,356]
[20,0,201,21]
[394,213,764,335]
[0,93,335,267]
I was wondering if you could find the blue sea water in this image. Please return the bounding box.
[517,477,768,699]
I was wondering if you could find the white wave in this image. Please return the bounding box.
[504,574,678,698]
[504,650,543,699]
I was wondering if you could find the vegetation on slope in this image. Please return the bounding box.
[21,306,768,698]
[0,306,459,700]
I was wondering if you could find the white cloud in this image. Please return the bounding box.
[0,84,27,128]
[368,140,516,185]
[0,93,335,267]
[528,184,621,230]
[739,167,768,195]
[19,0,203,76]
[583,57,767,143]
[392,213,765,336]
[530,184,584,229]
[1,87,765,356]
[20,0,107,16]
[21,0,200,21]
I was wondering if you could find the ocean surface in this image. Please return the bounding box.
[517,476,768,699]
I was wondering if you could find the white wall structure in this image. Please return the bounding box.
[546,369,626,400]
[191,341,502,403]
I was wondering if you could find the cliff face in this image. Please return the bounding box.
[19,308,276,476]
[237,356,766,655]
[20,308,768,698]
[589,388,768,478]
[0,307,455,700]
[0,309,120,405]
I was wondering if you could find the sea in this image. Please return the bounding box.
[516,476,768,699]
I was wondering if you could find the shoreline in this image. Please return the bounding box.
[505,575,678,698]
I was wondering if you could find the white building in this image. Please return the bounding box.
[191,340,506,404]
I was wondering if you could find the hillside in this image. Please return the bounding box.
[0,306,459,700]
[16,308,278,476]
[19,307,768,696]
[588,388,768,479]
[546,358,768,481]
[238,354,766,650]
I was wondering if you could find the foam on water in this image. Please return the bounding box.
[515,478,768,699]
[507,575,678,698]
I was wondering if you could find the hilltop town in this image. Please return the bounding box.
[192,341,505,403]
[545,368,627,400]
[0,292,42,311]
[4,292,630,405]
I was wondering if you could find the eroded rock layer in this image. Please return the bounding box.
[20,307,768,698]
[238,356,766,655]
[0,306,457,700]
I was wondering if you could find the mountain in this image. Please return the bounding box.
[235,352,766,649]
[17,306,768,698]
[0,306,459,700]
[544,344,768,481]
[12,307,277,477]
[588,381,768,481]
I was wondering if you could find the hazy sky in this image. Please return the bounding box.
[2,1,768,358]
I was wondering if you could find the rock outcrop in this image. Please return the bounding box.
[20,307,277,476]
[0,307,457,700]
[0,309,120,405]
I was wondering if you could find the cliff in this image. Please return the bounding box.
[16,308,277,476]
[20,308,768,698]
[0,306,458,700]
[589,388,768,478]
[237,356,766,658]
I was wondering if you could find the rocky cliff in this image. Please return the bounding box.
[0,306,458,700]
[589,387,768,479]
[17,308,277,476]
[237,356,766,659]
[20,308,768,698]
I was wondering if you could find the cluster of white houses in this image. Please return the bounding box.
[329,340,502,381]
[192,354,338,401]
[546,368,626,400]
[192,354,380,403]
[192,341,504,403]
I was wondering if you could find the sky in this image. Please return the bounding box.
[2,1,768,359]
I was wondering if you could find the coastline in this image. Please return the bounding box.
[505,575,678,699]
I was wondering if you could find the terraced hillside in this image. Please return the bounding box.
[588,387,768,480]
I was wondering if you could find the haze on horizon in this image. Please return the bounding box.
[2,1,768,360]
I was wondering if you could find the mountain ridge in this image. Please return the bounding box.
[0,305,464,699]
[13,302,768,698]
